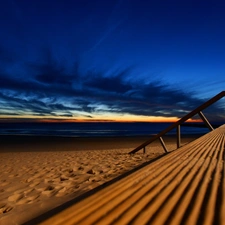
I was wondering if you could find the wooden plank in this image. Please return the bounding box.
[220,134,225,223]
[39,125,225,225]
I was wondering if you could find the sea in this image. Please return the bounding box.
[0,122,221,138]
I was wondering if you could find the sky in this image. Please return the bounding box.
[0,0,225,123]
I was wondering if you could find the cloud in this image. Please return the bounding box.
[0,46,224,122]
[28,48,75,86]
[84,68,132,94]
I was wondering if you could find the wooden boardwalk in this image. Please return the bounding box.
[40,125,225,225]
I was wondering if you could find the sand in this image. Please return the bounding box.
[0,135,198,225]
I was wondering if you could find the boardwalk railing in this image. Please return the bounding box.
[129,91,225,154]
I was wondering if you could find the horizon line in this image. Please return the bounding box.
[0,117,205,123]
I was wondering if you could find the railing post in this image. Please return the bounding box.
[177,125,181,148]
[143,147,146,154]
[198,111,214,131]
[129,91,225,154]
[159,137,168,153]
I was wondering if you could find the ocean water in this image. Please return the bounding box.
[0,122,214,137]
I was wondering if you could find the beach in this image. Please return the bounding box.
[0,135,199,224]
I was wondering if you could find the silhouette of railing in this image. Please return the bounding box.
[129,91,225,154]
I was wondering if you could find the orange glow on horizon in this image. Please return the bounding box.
[0,115,202,123]
[39,118,202,123]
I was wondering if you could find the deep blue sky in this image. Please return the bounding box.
[0,0,225,122]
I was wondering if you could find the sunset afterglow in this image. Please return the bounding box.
[0,1,225,123]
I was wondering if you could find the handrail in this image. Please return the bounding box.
[129,91,225,154]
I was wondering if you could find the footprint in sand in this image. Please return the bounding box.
[16,198,30,205]
[14,187,30,194]
[38,185,57,197]
[73,174,90,183]
[56,188,68,197]
[29,180,41,188]
[26,194,39,202]
[0,202,13,214]
[8,174,18,178]
[8,193,24,203]
[35,183,52,192]
[60,175,69,181]
[0,181,10,187]
[23,188,35,196]
[88,175,102,183]
[15,189,40,205]
[42,189,57,197]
